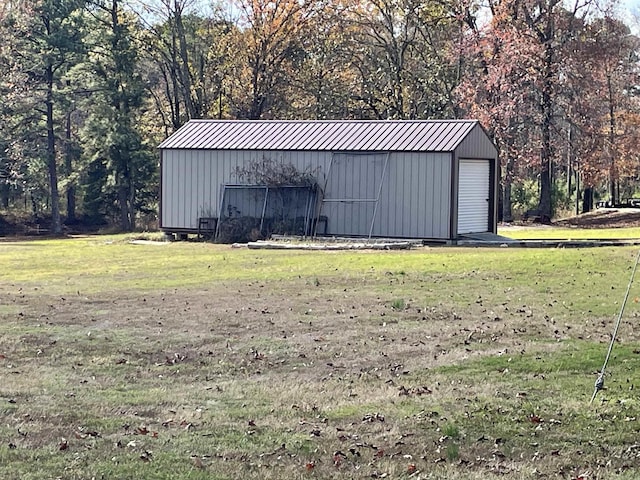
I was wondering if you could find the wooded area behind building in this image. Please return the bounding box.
[1,0,639,234]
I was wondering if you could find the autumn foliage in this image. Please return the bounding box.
[0,0,639,227]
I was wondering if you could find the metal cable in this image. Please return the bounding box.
[590,248,640,404]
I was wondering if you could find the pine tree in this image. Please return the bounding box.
[81,0,155,231]
[0,0,86,233]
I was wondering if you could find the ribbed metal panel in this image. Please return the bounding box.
[158,120,478,152]
[322,153,387,236]
[455,123,498,160]
[161,149,454,238]
[430,122,460,151]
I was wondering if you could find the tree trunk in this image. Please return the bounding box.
[502,180,512,223]
[128,169,136,231]
[607,74,617,205]
[65,109,76,223]
[536,43,554,224]
[118,183,131,231]
[566,122,572,198]
[45,61,62,235]
[582,187,593,213]
[502,158,513,222]
[66,186,76,223]
[575,169,580,216]
[0,183,9,209]
[174,0,197,119]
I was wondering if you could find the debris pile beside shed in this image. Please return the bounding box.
[245,240,414,250]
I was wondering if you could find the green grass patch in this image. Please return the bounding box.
[499,226,640,239]
[390,298,406,310]
[417,340,640,474]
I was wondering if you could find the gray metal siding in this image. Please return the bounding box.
[321,151,450,238]
[322,153,387,236]
[162,150,332,230]
[374,152,451,238]
[455,124,498,160]
[161,149,452,238]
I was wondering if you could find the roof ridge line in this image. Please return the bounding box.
[188,119,478,124]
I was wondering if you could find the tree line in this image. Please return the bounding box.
[0,0,638,233]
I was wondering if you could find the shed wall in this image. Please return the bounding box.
[161,149,452,239]
[455,124,498,160]
[451,124,499,236]
[376,152,451,238]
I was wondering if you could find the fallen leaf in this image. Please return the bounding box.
[362,412,385,423]
[398,385,432,397]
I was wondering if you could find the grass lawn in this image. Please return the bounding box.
[2,234,640,479]
[498,226,640,240]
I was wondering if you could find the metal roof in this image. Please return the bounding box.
[158,119,480,152]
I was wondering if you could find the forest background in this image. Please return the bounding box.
[1,0,639,234]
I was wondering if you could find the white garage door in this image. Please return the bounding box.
[457,159,490,234]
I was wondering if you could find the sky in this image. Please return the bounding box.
[624,0,640,16]
[620,0,640,34]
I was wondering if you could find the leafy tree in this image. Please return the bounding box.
[570,17,640,205]
[141,1,237,133]
[286,11,355,119]
[457,0,596,221]
[232,0,314,119]
[80,0,156,231]
[338,0,459,119]
[0,0,86,232]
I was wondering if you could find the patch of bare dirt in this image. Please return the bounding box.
[554,208,640,228]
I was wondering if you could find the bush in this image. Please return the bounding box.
[216,217,263,244]
[511,180,539,219]
[511,178,580,220]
